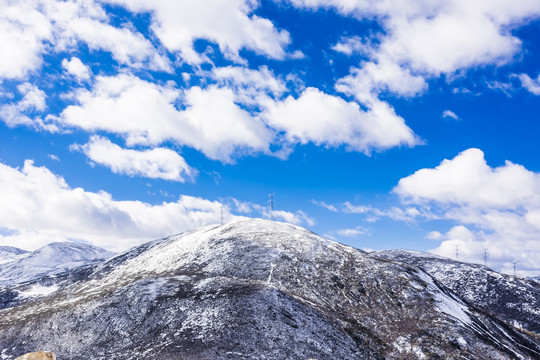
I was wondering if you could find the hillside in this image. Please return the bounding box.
[0,219,539,359]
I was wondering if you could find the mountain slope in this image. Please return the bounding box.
[0,219,539,359]
[0,242,115,287]
[374,249,540,337]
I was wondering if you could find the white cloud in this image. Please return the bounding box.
[62,57,91,81]
[343,201,370,214]
[55,73,273,163]
[263,87,420,154]
[311,200,338,212]
[394,148,540,276]
[0,82,46,127]
[0,1,52,79]
[224,199,314,227]
[331,36,369,56]
[518,73,540,95]
[426,231,443,240]
[104,0,291,64]
[54,72,420,163]
[0,160,234,252]
[395,148,540,208]
[0,0,170,80]
[212,65,286,104]
[442,110,459,121]
[73,135,196,182]
[289,0,540,102]
[342,200,423,223]
[336,59,427,103]
[272,209,315,226]
[336,226,369,237]
[47,154,60,161]
[57,15,170,71]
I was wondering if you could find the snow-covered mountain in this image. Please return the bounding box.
[374,249,540,336]
[0,242,115,287]
[0,219,539,359]
[0,246,29,265]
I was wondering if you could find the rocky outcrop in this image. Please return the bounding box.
[14,351,56,360]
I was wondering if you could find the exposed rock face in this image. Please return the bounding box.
[14,351,56,360]
[0,219,539,359]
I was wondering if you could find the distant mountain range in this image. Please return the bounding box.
[0,242,115,287]
[0,246,29,265]
[0,219,539,359]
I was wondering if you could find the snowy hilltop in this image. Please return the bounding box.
[0,219,539,359]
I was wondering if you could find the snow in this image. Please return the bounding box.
[18,284,59,298]
[416,270,472,326]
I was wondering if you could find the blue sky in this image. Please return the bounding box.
[1,0,540,276]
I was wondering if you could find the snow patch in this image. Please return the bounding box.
[18,284,59,298]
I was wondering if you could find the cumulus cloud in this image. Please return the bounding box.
[73,135,196,182]
[263,87,420,153]
[52,71,422,163]
[0,160,234,252]
[518,73,540,95]
[0,1,52,79]
[394,148,540,275]
[211,65,286,104]
[62,57,91,81]
[55,73,273,163]
[288,0,540,102]
[336,59,427,103]
[0,0,170,81]
[0,83,46,127]
[104,0,291,64]
[331,36,369,56]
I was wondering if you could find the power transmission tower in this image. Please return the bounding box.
[483,248,488,266]
[455,244,459,260]
[513,261,518,277]
[268,193,274,220]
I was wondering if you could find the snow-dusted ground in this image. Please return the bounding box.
[0,219,539,359]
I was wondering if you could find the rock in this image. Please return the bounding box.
[15,351,56,360]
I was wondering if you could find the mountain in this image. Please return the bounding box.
[0,219,539,359]
[0,242,115,287]
[374,249,540,336]
[0,246,29,265]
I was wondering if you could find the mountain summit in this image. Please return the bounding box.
[0,219,539,359]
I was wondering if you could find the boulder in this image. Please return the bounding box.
[14,351,56,360]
